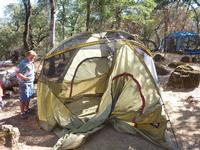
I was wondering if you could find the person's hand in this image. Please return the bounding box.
[16,73,30,81]
[23,76,30,81]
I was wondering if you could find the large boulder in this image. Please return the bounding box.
[153,54,165,62]
[0,70,18,90]
[155,63,171,75]
[168,61,186,68]
[0,60,13,67]
[0,125,20,148]
[192,56,200,63]
[180,56,191,63]
[167,65,200,89]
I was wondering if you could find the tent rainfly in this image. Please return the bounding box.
[37,31,176,150]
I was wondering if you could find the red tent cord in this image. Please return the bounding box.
[112,72,145,115]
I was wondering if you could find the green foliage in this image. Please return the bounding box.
[0,0,199,59]
[31,3,49,48]
[56,0,83,41]
[0,3,24,57]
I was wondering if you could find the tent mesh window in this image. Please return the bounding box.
[64,43,113,81]
[72,57,111,81]
[42,43,113,82]
[105,31,136,40]
[42,50,76,82]
[51,33,93,54]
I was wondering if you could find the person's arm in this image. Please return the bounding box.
[16,73,30,81]
[0,81,3,97]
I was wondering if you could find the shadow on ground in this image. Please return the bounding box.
[1,112,165,150]
[171,98,200,149]
[77,124,164,150]
[0,110,58,147]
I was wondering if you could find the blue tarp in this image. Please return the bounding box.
[184,49,200,55]
[164,32,199,39]
[161,32,200,54]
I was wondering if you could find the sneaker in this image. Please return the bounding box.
[21,112,28,119]
[0,101,4,109]
[25,108,34,115]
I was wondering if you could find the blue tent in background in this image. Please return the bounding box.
[161,31,200,55]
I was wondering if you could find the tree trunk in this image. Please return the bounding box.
[62,3,65,40]
[115,6,121,30]
[49,0,56,49]
[194,0,200,6]
[181,4,190,31]
[191,4,199,34]
[86,0,91,32]
[154,22,162,46]
[60,0,68,40]
[29,24,34,50]
[48,0,56,75]
[99,0,105,30]
[155,30,160,48]
[163,8,169,38]
[22,0,32,51]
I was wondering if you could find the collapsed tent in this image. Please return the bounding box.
[160,31,200,54]
[37,31,175,150]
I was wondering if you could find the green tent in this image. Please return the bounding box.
[37,31,175,150]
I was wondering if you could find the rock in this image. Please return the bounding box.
[0,60,13,67]
[0,125,20,148]
[184,96,199,105]
[155,63,170,75]
[153,54,165,62]
[168,62,185,68]
[167,65,200,89]
[180,56,191,63]
[192,57,197,62]
[0,70,18,90]
[191,56,200,63]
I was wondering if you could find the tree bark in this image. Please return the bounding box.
[49,0,56,49]
[60,0,68,40]
[29,24,34,50]
[99,0,105,30]
[193,0,200,6]
[163,8,169,38]
[48,0,56,76]
[61,3,65,40]
[115,6,121,30]
[86,0,91,32]
[191,4,199,34]
[22,0,32,51]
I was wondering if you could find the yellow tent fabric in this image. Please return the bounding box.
[37,31,176,150]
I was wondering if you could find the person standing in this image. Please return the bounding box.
[0,81,4,110]
[16,50,37,119]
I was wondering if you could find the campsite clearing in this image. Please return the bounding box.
[0,53,200,150]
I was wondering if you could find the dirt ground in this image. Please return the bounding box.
[0,53,200,150]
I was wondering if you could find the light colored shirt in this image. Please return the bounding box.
[17,58,35,83]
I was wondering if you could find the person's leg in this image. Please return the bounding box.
[0,96,3,110]
[20,101,28,119]
[20,101,25,113]
[0,83,4,109]
[24,83,34,114]
[24,101,30,111]
[19,83,28,119]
